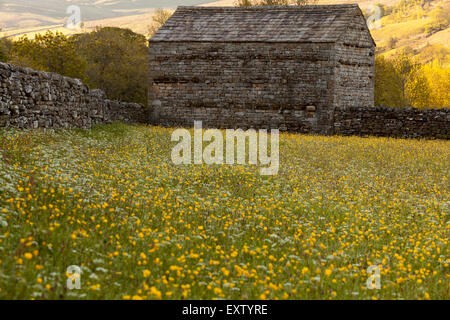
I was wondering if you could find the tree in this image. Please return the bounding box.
[422,59,450,109]
[375,52,440,109]
[405,65,432,109]
[392,52,416,106]
[376,3,392,18]
[293,0,318,4]
[375,56,403,107]
[386,36,398,50]
[235,0,318,6]
[0,46,7,62]
[10,31,85,79]
[431,6,450,26]
[0,29,10,62]
[73,27,148,105]
[235,0,253,5]
[148,9,173,37]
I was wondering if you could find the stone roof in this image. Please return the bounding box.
[150,5,373,43]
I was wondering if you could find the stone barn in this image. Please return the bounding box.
[148,5,375,134]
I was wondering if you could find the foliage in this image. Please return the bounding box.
[376,3,393,18]
[386,36,398,50]
[148,9,173,37]
[392,52,416,106]
[405,65,432,109]
[375,52,449,108]
[422,59,450,109]
[418,44,449,64]
[0,29,9,62]
[72,27,148,105]
[235,0,318,6]
[393,0,430,19]
[373,0,449,62]
[0,46,7,63]
[0,124,448,299]
[424,6,450,35]
[0,38,12,61]
[9,28,148,105]
[429,5,450,25]
[10,31,86,80]
[375,56,403,107]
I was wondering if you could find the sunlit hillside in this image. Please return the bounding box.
[1,11,158,40]
[369,0,449,62]
[0,0,208,30]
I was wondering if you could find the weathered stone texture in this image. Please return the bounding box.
[151,5,369,43]
[333,10,375,110]
[149,42,337,133]
[0,62,147,129]
[149,5,376,135]
[334,106,450,139]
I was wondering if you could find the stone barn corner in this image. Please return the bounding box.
[148,5,376,134]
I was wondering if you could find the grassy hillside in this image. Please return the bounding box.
[370,0,450,63]
[0,124,448,299]
[0,0,210,30]
[1,12,159,40]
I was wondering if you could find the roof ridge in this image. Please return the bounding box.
[182,4,359,9]
[150,4,369,44]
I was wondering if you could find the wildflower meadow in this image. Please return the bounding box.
[0,124,448,300]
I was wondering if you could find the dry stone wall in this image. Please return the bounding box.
[334,106,450,139]
[0,62,147,129]
[0,62,448,139]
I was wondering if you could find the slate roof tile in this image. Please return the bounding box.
[150,5,368,43]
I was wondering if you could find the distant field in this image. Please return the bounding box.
[0,0,206,30]
[1,10,158,39]
[0,124,448,299]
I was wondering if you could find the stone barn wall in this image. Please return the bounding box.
[333,8,375,111]
[148,5,377,135]
[149,42,337,134]
[0,62,147,129]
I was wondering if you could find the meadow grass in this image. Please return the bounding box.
[0,123,448,300]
